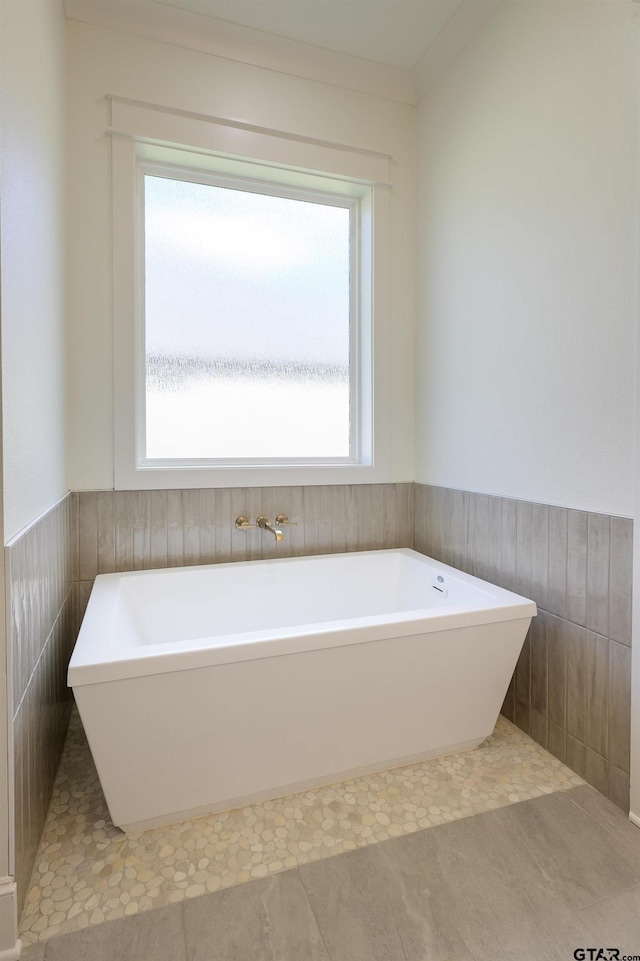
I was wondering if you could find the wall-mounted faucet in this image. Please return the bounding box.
[235,514,297,541]
[256,516,283,542]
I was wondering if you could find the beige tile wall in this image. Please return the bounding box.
[9,494,76,911]
[414,483,633,811]
[73,484,414,619]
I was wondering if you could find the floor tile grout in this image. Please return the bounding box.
[178,900,189,961]
[296,867,334,961]
[572,879,640,915]
[563,785,639,850]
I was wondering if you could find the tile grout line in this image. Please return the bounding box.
[178,897,189,961]
[569,879,640,917]
[295,867,335,961]
[563,785,639,850]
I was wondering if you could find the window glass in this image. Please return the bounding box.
[143,174,352,460]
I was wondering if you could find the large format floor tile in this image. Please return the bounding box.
[441,881,591,961]
[24,786,640,961]
[182,870,330,961]
[577,885,640,955]
[484,790,640,909]
[299,806,593,961]
[298,837,475,960]
[20,709,582,946]
[565,782,640,849]
[26,905,186,961]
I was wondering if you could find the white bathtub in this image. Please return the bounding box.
[68,548,536,832]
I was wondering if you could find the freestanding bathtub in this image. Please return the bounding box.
[68,548,536,832]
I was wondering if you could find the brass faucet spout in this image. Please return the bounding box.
[256,516,284,542]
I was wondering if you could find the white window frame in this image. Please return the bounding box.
[110,97,392,490]
[139,162,362,468]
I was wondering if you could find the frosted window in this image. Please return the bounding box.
[144,175,351,460]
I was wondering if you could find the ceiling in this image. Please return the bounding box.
[64,0,499,102]
[149,0,464,71]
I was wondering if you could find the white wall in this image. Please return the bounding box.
[415,1,640,516]
[0,0,68,541]
[0,2,67,948]
[66,20,416,490]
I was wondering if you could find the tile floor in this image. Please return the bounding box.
[19,710,582,947]
[21,784,640,961]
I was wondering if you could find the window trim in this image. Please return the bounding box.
[111,97,392,490]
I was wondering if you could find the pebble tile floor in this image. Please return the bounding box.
[21,786,640,961]
[19,709,583,949]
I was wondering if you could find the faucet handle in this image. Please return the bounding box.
[235,516,256,530]
[275,513,297,527]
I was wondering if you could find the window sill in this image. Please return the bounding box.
[114,462,390,491]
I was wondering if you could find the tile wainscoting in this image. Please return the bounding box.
[9,494,77,912]
[8,479,634,918]
[414,484,633,811]
[73,483,414,619]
